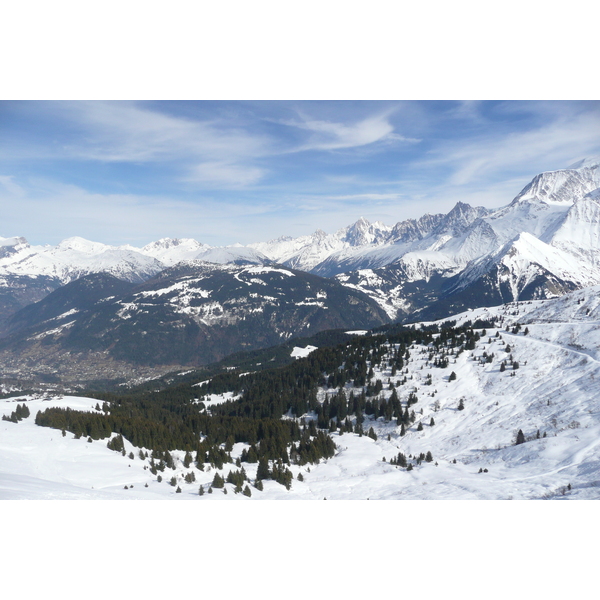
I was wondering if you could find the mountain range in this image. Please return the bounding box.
[1,157,600,388]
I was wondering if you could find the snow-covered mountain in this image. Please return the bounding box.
[193,245,270,265]
[0,236,269,322]
[2,158,600,326]
[0,236,164,284]
[331,159,600,319]
[248,217,394,272]
[138,238,210,265]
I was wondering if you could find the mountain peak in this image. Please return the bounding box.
[142,237,204,251]
[433,202,487,237]
[340,217,391,247]
[511,163,600,207]
[0,235,29,249]
[56,237,109,254]
[567,156,600,170]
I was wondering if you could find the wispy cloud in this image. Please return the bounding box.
[0,175,25,197]
[421,106,600,186]
[277,109,420,153]
[59,101,272,164]
[2,102,274,189]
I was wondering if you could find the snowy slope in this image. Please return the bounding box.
[0,395,167,499]
[193,245,270,265]
[451,231,600,299]
[3,286,600,499]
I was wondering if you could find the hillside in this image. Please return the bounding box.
[0,264,389,389]
[3,286,600,499]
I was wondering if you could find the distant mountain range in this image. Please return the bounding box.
[1,157,600,387]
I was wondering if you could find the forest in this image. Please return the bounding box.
[34,317,497,489]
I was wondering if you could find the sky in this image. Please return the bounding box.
[1,99,600,248]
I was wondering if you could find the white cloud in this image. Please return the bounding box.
[0,102,273,190]
[59,101,272,164]
[422,108,600,186]
[279,110,420,152]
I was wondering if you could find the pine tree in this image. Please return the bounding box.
[256,457,270,481]
[212,472,224,488]
[243,485,252,497]
[430,417,435,426]
[457,398,465,411]
[449,371,457,381]
[417,422,423,431]
[516,429,525,445]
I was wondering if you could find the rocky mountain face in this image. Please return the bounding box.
[331,160,600,320]
[0,274,62,326]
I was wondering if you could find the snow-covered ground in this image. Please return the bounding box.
[290,345,317,358]
[3,286,600,500]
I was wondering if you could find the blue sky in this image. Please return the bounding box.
[1,100,600,247]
